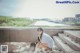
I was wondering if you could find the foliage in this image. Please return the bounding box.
[0,16,34,27]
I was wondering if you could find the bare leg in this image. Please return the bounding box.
[34,43,42,53]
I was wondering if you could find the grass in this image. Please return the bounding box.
[0,16,34,27]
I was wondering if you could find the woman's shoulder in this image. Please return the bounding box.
[43,33,50,37]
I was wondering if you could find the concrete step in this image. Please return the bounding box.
[64,31,80,38]
[53,36,74,52]
[59,33,80,51]
[64,31,80,44]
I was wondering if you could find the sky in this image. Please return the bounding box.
[0,0,20,16]
[0,0,80,20]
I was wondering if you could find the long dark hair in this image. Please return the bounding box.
[37,28,43,41]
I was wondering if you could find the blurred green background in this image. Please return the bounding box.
[0,16,35,27]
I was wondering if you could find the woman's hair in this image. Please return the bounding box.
[37,27,43,41]
[37,27,43,32]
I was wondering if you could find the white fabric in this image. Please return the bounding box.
[41,33,55,48]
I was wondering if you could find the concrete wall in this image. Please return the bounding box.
[0,28,63,42]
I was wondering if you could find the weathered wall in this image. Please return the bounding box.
[0,28,63,42]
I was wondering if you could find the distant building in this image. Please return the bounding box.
[75,14,80,18]
[62,17,76,22]
[75,14,80,22]
[62,14,80,25]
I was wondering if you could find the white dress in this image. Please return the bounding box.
[34,33,55,53]
[41,33,55,48]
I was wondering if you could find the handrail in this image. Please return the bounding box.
[0,26,80,30]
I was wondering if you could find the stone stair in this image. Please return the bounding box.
[53,36,74,52]
[53,30,80,53]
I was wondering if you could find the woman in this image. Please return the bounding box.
[34,28,55,52]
